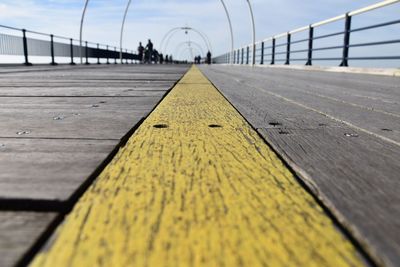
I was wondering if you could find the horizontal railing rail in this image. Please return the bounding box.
[213,0,400,67]
[0,24,138,65]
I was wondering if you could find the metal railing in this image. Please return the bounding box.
[214,0,400,67]
[0,24,138,65]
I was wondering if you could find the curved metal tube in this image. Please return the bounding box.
[174,41,205,56]
[120,0,132,63]
[246,0,256,66]
[163,27,212,55]
[178,46,202,60]
[79,0,90,64]
[189,28,213,54]
[160,27,181,53]
[220,0,234,64]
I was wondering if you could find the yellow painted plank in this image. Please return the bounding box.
[31,66,365,267]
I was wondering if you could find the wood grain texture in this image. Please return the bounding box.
[0,64,189,266]
[31,66,365,267]
[0,212,57,267]
[0,65,189,201]
[199,65,400,267]
[0,138,118,200]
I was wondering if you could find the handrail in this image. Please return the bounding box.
[215,0,400,67]
[250,0,400,47]
[0,25,138,66]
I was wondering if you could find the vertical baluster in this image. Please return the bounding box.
[306,26,314,66]
[340,13,352,67]
[97,43,101,64]
[85,41,89,64]
[246,46,249,65]
[50,34,57,65]
[70,39,75,65]
[106,45,110,64]
[22,29,32,66]
[271,38,276,65]
[260,41,265,65]
[285,33,291,65]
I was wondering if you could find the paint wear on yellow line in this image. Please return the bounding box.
[31,66,365,267]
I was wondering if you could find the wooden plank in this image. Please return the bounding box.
[31,66,366,267]
[0,212,57,267]
[0,138,118,201]
[0,96,159,139]
[0,87,169,97]
[200,65,400,267]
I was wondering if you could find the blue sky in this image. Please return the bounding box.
[0,0,399,65]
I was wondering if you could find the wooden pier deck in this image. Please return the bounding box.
[0,64,399,267]
[0,64,189,267]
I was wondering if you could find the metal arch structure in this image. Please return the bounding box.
[79,0,236,63]
[120,0,132,63]
[246,0,256,66]
[161,27,212,56]
[220,0,234,64]
[79,0,90,64]
[178,46,203,61]
[174,41,205,57]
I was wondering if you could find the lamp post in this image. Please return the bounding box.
[79,0,90,64]
[120,0,132,64]
[246,0,256,66]
[220,0,234,64]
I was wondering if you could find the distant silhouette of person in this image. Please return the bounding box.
[160,53,164,64]
[206,51,212,65]
[137,42,144,63]
[165,55,169,64]
[146,39,153,63]
[153,49,160,64]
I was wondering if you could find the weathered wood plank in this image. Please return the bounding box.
[0,64,189,266]
[0,97,159,139]
[0,138,118,201]
[31,66,366,267]
[0,212,57,267]
[200,65,400,267]
[0,87,169,97]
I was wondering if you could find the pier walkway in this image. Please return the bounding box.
[0,64,399,267]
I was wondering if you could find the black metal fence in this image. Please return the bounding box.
[214,1,400,67]
[0,24,138,65]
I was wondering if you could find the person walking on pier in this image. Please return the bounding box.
[137,42,144,63]
[146,39,153,63]
[206,51,212,65]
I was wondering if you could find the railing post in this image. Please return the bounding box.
[285,33,291,65]
[246,46,249,65]
[340,13,352,67]
[50,34,57,65]
[85,41,89,65]
[306,26,314,66]
[69,39,75,65]
[270,38,275,65]
[22,29,32,66]
[125,49,128,64]
[260,41,265,65]
[237,49,240,64]
[106,45,110,64]
[97,43,101,64]
[114,47,117,64]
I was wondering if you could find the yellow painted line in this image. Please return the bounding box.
[31,66,365,267]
